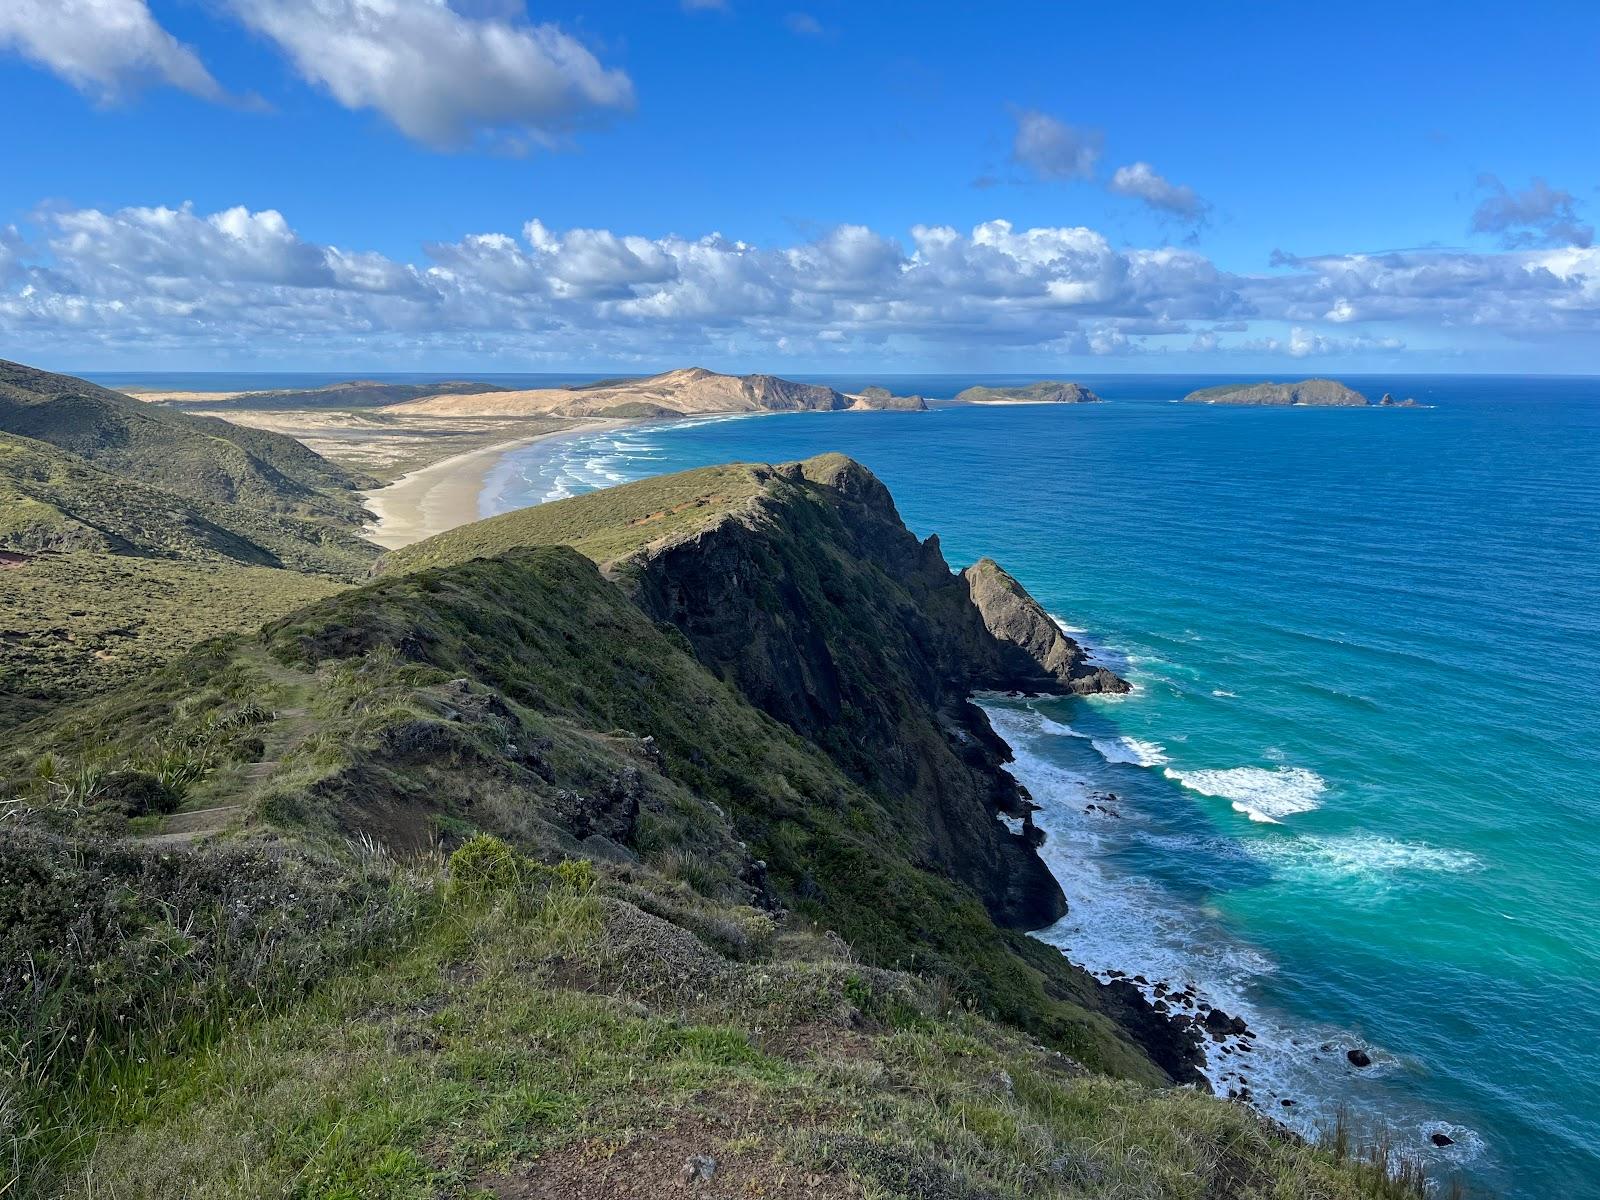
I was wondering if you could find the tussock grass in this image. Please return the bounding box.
[28,847,1431,1200]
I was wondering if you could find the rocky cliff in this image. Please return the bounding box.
[963,557,1130,695]
[613,455,1118,930]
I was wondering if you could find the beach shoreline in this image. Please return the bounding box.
[361,418,635,548]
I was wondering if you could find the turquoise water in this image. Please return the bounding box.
[485,376,1600,1198]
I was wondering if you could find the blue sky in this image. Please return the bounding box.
[1,0,1596,373]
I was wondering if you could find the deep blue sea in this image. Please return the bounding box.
[478,375,1600,1199]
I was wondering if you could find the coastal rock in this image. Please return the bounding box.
[1430,1132,1455,1147]
[955,381,1104,404]
[851,384,928,411]
[1182,378,1369,407]
[961,557,1130,695]
[1346,1048,1373,1068]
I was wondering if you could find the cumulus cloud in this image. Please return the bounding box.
[227,0,634,148]
[1470,175,1593,249]
[1011,109,1102,181]
[3,202,1597,364]
[1261,244,1600,336]
[1108,162,1209,223]
[0,0,223,101]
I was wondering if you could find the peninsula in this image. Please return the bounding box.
[955,380,1105,404]
[388,366,928,418]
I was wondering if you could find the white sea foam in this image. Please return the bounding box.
[1254,834,1480,889]
[1163,765,1326,823]
[1090,736,1170,767]
[980,699,1488,1163]
[1037,715,1087,739]
[1212,688,1238,698]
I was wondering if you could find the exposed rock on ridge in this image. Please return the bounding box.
[608,454,1123,931]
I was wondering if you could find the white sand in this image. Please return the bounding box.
[360,419,626,549]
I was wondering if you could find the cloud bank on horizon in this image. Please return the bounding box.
[0,0,1596,371]
[4,202,1595,368]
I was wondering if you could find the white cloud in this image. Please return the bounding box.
[1011,109,1102,181]
[228,0,634,149]
[0,0,223,101]
[1108,162,1209,222]
[3,202,1598,366]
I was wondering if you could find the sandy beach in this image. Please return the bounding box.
[361,418,628,548]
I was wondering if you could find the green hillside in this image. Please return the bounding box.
[3,551,1419,1200]
[1,455,1430,1199]
[1,361,383,727]
[0,359,376,524]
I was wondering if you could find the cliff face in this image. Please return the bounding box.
[366,453,1196,1080]
[610,455,1124,931]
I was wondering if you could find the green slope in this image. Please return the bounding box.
[1,456,1436,1199]
[0,360,386,727]
[0,358,376,524]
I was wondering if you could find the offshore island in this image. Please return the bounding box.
[1182,378,1423,407]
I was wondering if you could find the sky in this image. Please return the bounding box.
[0,0,1597,374]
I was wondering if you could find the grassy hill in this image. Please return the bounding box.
[1,360,383,727]
[0,359,376,523]
[0,456,1435,1198]
[2,549,1423,1200]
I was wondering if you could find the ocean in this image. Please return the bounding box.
[478,375,1600,1199]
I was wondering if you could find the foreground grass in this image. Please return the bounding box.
[50,850,1426,1200]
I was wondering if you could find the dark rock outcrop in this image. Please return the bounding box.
[962,558,1129,695]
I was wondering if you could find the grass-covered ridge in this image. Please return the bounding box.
[380,460,772,573]
[33,845,1429,1200]
[2,451,1437,1198]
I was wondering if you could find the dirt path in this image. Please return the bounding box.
[133,696,314,848]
